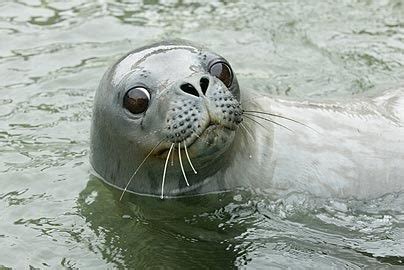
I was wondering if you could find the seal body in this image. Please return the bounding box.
[90,40,404,198]
[241,89,404,198]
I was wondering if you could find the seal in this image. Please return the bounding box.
[90,40,404,199]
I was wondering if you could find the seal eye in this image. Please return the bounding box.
[123,87,150,114]
[209,62,233,87]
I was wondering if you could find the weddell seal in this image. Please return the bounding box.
[90,40,404,199]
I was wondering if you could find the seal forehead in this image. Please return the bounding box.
[112,44,203,86]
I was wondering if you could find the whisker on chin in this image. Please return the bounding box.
[178,143,190,186]
[119,140,163,201]
[184,142,197,174]
[161,143,175,199]
[239,122,255,142]
[243,113,294,133]
[243,110,318,133]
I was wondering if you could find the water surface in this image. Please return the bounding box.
[1,0,404,268]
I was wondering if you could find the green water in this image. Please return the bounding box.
[1,0,404,268]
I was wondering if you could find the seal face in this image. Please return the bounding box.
[90,40,243,198]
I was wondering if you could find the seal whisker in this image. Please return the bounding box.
[243,110,318,133]
[244,113,294,132]
[119,140,163,201]
[178,143,190,186]
[184,142,197,174]
[243,115,266,129]
[243,114,267,130]
[240,122,255,142]
[161,143,174,199]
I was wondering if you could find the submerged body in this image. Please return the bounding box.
[90,40,404,199]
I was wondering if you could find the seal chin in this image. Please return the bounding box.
[155,123,235,160]
[189,124,235,156]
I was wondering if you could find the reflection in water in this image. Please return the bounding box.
[77,177,404,268]
[78,177,249,268]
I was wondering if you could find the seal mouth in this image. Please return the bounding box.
[154,123,232,158]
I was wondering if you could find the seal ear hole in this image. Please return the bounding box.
[200,77,209,95]
[180,83,199,97]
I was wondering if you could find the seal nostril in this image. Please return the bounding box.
[200,77,209,95]
[180,83,199,97]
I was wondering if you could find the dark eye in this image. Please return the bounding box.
[123,87,150,114]
[209,61,233,87]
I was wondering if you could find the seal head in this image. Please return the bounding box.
[90,40,243,198]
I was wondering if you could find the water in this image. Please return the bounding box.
[1,0,404,268]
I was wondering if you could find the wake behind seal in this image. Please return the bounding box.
[90,40,404,199]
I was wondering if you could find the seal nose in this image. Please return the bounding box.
[200,77,209,95]
[180,83,199,97]
[180,77,210,97]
